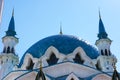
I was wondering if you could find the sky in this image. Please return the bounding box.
[0,0,120,71]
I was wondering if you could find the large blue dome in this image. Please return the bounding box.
[19,35,99,67]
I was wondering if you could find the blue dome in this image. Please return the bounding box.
[19,35,99,67]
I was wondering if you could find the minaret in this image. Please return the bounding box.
[95,12,117,72]
[0,10,19,79]
[95,12,111,56]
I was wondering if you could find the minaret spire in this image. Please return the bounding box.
[6,9,16,36]
[59,22,63,35]
[98,11,108,39]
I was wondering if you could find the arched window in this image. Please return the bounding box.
[26,58,34,70]
[109,50,111,56]
[101,50,104,55]
[105,49,108,56]
[11,47,15,54]
[96,60,101,70]
[7,46,10,53]
[47,53,58,65]
[3,47,6,53]
[73,53,84,64]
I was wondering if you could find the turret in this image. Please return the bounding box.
[0,10,19,79]
[95,12,117,72]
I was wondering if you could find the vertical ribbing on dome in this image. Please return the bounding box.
[6,9,16,36]
[97,11,108,39]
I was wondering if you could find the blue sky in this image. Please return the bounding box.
[0,0,120,71]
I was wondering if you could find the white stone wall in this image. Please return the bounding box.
[0,53,19,80]
[96,55,117,72]
[2,36,18,51]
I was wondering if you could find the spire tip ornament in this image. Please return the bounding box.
[99,8,101,19]
[12,8,14,17]
[59,22,63,35]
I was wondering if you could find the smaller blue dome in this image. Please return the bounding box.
[19,35,99,67]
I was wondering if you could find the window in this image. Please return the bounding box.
[106,67,109,70]
[73,53,84,64]
[3,47,6,53]
[96,60,101,70]
[109,50,111,56]
[7,46,10,53]
[26,59,34,70]
[101,50,104,55]
[47,53,58,65]
[11,47,15,54]
[105,49,108,56]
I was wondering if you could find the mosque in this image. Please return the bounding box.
[0,10,120,80]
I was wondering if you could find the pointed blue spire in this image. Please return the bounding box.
[6,9,16,36]
[98,11,108,39]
